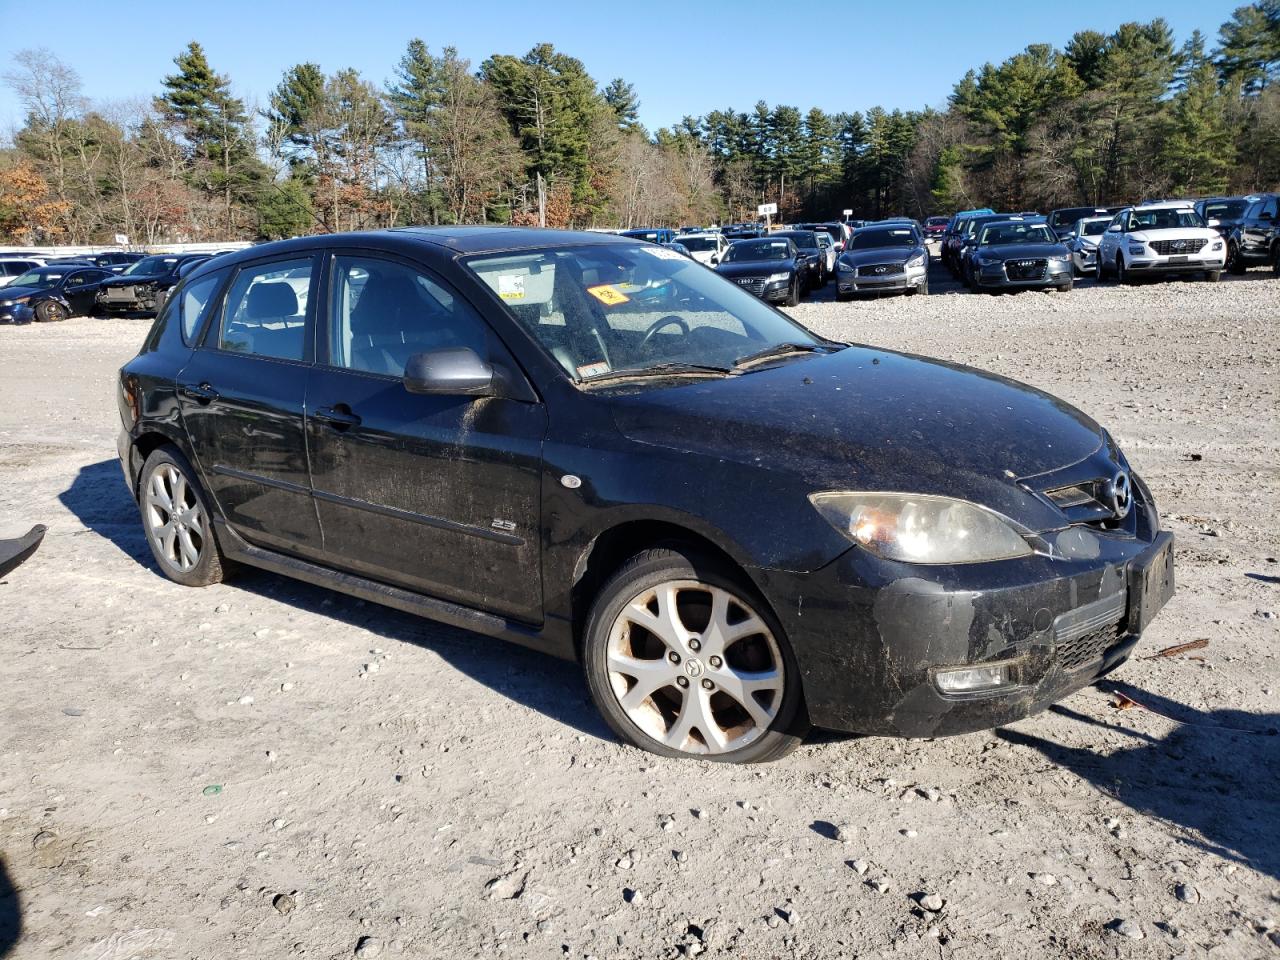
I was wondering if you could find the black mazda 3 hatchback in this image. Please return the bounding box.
[116,228,1174,762]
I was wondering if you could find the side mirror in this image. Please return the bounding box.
[1107,224,1122,232]
[1207,218,1221,228]
[403,347,494,396]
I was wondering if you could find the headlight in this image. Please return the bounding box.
[836,260,855,273]
[976,255,1000,266]
[808,492,1033,564]
[1080,240,1097,250]
[2,296,28,306]
[1211,240,1223,251]
[906,252,926,268]
[766,272,791,283]
[1127,243,1145,255]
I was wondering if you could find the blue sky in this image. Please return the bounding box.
[0,0,1238,136]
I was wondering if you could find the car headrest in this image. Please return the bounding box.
[244,281,298,319]
[349,274,421,336]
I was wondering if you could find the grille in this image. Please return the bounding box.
[857,262,905,277]
[1056,623,1122,672]
[101,286,137,299]
[732,277,767,296]
[1005,259,1047,281]
[1149,239,1207,256]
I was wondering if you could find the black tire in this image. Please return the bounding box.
[835,290,853,302]
[786,277,800,307]
[1057,279,1073,292]
[582,547,809,763]
[1204,270,1221,282]
[34,300,68,323]
[1096,256,1106,283]
[138,445,232,587]
[1226,241,1246,275]
[1271,242,1280,276]
[1116,256,1132,285]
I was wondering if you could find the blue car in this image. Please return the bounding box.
[621,228,676,245]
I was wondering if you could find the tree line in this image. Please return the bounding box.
[1,4,1277,245]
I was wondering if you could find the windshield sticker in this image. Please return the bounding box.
[576,361,610,378]
[496,274,525,301]
[640,246,685,261]
[586,284,630,306]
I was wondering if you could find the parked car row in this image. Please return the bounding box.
[0,250,236,323]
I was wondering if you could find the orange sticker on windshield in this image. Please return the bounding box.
[586,284,630,306]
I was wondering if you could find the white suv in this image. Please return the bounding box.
[1095,203,1225,283]
[673,232,729,267]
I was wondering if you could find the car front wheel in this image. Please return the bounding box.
[1226,241,1245,274]
[35,301,68,322]
[139,445,231,587]
[583,547,808,763]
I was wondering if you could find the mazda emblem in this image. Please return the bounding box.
[1108,471,1132,519]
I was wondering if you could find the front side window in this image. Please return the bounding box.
[219,258,312,361]
[179,271,226,344]
[328,255,489,377]
[466,243,820,382]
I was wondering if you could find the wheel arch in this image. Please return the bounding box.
[124,427,188,501]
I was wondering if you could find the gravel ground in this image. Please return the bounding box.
[1,262,1278,960]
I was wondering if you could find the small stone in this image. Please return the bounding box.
[765,915,780,929]
[1113,919,1144,940]
[624,888,643,905]
[254,628,270,639]
[237,695,254,706]
[919,893,944,912]
[273,818,287,830]
[1175,883,1200,904]
[674,850,688,863]
[737,800,752,811]
[659,815,675,831]
[693,808,708,820]
[926,925,941,939]
[919,788,942,803]
[1104,817,1120,831]
[280,682,294,692]
[901,829,917,838]
[273,893,295,915]
[850,859,869,875]
[834,824,852,842]
[780,906,799,925]
[215,603,230,613]
[1033,873,1057,886]
[354,936,382,958]
[869,877,891,894]
[616,857,633,870]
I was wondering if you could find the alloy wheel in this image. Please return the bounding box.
[605,580,784,755]
[145,464,205,572]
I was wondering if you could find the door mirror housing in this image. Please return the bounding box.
[403,347,494,396]
[1207,218,1221,228]
[1107,223,1122,232]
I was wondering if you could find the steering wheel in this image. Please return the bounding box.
[639,315,690,349]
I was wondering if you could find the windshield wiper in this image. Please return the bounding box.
[580,362,735,386]
[732,342,823,370]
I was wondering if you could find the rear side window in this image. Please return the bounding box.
[219,258,313,361]
[179,271,226,344]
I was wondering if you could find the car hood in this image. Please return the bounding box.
[0,285,50,300]
[976,242,1067,259]
[716,260,797,277]
[840,247,922,266]
[102,274,167,286]
[608,346,1107,529]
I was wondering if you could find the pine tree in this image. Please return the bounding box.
[1160,31,1234,194]
[1215,2,1280,95]
[603,78,642,133]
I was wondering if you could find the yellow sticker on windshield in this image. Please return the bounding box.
[586,284,630,306]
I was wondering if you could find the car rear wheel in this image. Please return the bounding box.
[34,301,68,323]
[139,446,231,587]
[583,547,808,763]
[1057,279,1073,292]
[1204,270,1221,282]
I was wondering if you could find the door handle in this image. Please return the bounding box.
[180,383,219,403]
[314,405,361,429]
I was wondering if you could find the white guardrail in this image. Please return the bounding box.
[0,242,256,257]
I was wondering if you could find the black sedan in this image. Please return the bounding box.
[116,227,1173,763]
[96,253,210,317]
[968,220,1074,293]
[715,237,808,305]
[834,225,929,299]
[0,265,114,323]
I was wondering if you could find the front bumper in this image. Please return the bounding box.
[1072,248,1097,271]
[1127,254,1225,273]
[975,260,1073,289]
[753,493,1173,738]
[0,302,34,324]
[837,264,927,295]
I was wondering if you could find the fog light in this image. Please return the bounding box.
[935,664,1009,694]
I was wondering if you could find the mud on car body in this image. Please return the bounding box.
[116,227,1174,762]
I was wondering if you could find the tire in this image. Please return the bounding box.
[1057,279,1073,292]
[34,300,68,323]
[1096,256,1106,283]
[582,547,808,763]
[1204,270,1221,282]
[138,445,232,587]
[835,290,852,303]
[1116,256,1132,285]
[1271,242,1280,276]
[1226,241,1246,275]
[786,278,800,307]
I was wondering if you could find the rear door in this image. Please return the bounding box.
[305,251,546,622]
[178,254,323,559]
[63,269,110,314]
[1241,197,1277,258]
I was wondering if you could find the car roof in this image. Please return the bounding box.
[1132,202,1196,211]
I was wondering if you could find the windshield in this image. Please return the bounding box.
[723,239,791,262]
[1129,208,1205,230]
[622,231,663,242]
[1201,199,1247,220]
[926,217,949,226]
[124,256,180,276]
[678,236,718,252]
[8,270,62,289]
[849,228,916,250]
[778,232,818,249]
[1077,219,1109,237]
[1049,208,1102,228]
[979,223,1056,245]
[465,243,821,383]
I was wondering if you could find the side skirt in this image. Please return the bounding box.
[213,518,575,661]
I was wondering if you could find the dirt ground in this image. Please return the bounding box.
[1,263,1278,960]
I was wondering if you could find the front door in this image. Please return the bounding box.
[305,252,546,623]
[63,269,111,315]
[178,254,323,559]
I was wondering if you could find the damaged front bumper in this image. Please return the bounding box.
[754,491,1173,738]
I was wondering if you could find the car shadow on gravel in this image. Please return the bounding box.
[997,679,1279,882]
[61,459,612,741]
[0,857,18,958]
